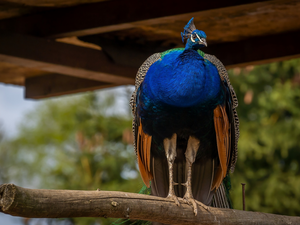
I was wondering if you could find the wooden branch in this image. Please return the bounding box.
[1,184,299,225]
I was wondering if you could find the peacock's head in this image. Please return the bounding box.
[181,18,207,50]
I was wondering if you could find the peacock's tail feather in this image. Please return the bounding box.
[212,174,233,209]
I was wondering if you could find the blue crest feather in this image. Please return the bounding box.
[181,17,196,43]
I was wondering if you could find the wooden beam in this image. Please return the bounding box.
[84,29,300,69]
[0,31,136,84]
[0,0,268,38]
[205,30,300,69]
[2,0,105,7]
[25,29,300,99]
[79,35,170,68]
[25,74,115,99]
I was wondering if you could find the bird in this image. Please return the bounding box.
[130,18,239,216]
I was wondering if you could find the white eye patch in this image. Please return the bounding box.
[191,34,196,43]
[190,33,202,43]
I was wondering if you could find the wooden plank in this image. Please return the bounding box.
[0,31,136,84]
[87,30,300,69]
[3,0,105,7]
[25,74,115,99]
[24,29,300,99]
[205,30,300,69]
[0,61,49,86]
[0,0,268,38]
[103,0,300,46]
[0,2,46,20]
[79,35,168,68]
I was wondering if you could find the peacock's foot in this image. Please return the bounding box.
[183,193,198,215]
[195,199,209,211]
[183,182,209,216]
[166,192,180,206]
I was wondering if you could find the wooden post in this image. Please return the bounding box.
[241,183,246,211]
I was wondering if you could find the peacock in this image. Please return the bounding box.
[130,18,239,218]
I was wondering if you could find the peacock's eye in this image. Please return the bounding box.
[190,33,198,43]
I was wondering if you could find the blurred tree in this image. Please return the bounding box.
[229,59,300,216]
[0,124,8,184]
[0,87,144,225]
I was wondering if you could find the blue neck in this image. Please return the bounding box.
[185,40,202,51]
[143,49,223,108]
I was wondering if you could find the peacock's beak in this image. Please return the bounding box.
[201,38,207,47]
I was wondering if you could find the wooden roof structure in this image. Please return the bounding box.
[0,0,299,99]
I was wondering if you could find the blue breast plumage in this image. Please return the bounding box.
[138,49,225,144]
[142,49,223,107]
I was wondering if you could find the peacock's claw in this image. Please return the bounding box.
[183,187,197,215]
[167,193,180,206]
[183,196,209,216]
[183,196,198,215]
[196,200,209,211]
[183,181,209,216]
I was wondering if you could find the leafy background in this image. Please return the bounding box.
[1,59,300,224]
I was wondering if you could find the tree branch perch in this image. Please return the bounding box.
[0,184,299,224]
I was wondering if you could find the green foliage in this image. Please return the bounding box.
[0,125,8,184]
[0,89,144,225]
[229,59,300,215]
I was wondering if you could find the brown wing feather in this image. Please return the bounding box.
[212,105,230,190]
[137,120,153,187]
[211,166,223,190]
